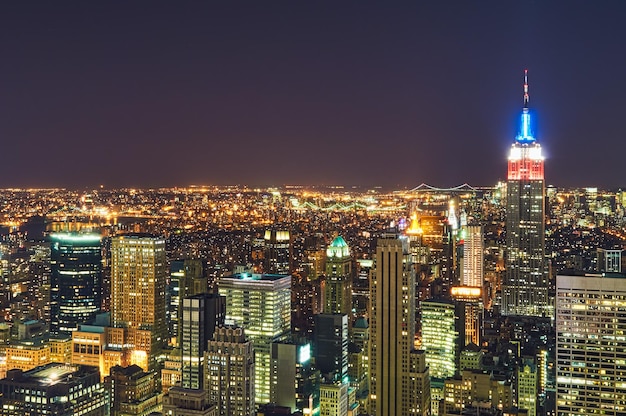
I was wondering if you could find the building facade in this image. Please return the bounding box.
[502,71,548,317]
[369,238,429,416]
[50,233,102,335]
[181,293,225,390]
[556,273,626,415]
[217,273,291,404]
[204,326,255,416]
[0,364,107,416]
[110,235,167,368]
[324,236,353,316]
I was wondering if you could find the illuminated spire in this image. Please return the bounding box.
[516,69,535,143]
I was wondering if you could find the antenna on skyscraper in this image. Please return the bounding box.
[523,69,529,108]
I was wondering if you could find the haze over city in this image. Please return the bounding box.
[2,2,626,188]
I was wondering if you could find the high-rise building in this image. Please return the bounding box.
[556,273,626,415]
[518,356,538,416]
[349,317,369,406]
[0,364,107,416]
[205,326,255,416]
[369,238,430,416]
[50,233,102,335]
[270,340,320,415]
[163,387,217,416]
[110,235,167,368]
[181,293,225,390]
[218,273,291,405]
[169,259,208,345]
[421,299,459,379]
[319,382,349,416]
[105,364,162,416]
[314,313,349,383]
[597,248,622,273]
[461,225,483,288]
[503,70,548,317]
[264,229,292,275]
[324,236,353,316]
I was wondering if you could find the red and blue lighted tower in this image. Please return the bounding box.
[502,70,549,317]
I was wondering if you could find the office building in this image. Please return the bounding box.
[106,364,162,416]
[181,293,225,390]
[369,238,430,416]
[421,299,459,379]
[320,382,349,416]
[110,235,167,368]
[0,363,107,415]
[324,236,353,315]
[205,326,255,416]
[349,317,369,405]
[460,225,483,288]
[5,339,51,372]
[270,340,319,415]
[50,233,102,334]
[218,273,291,404]
[502,71,549,317]
[314,313,348,382]
[169,258,208,345]
[597,248,622,273]
[518,356,538,416]
[163,387,217,416]
[556,273,626,415]
[264,229,292,275]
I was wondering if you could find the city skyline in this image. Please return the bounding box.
[1,2,626,188]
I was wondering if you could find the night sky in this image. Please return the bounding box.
[1,2,625,189]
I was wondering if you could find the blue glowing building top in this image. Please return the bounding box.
[516,69,536,143]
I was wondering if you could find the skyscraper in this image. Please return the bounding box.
[181,293,225,390]
[461,225,483,288]
[263,229,292,275]
[324,236,353,316]
[110,235,168,367]
[369,238,430,416]
[420,299,459,379]
[50,233,102,335]
[205,326,255,416]
[556,273,626,415]
[217,273,291,405]
[502,70,548,317]
[314,313,348,382]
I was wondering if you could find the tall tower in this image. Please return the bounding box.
[111,235,168,360]
[556,273,626,415]
[217,273,291,405]
[205,326,255,416]
[461,225,483,288]
[369,238,430,416]
[314,313,348,382]
[50,233,102,335]
[502,70,548,317]
[324,235,353,315]
[264,229,292,275]
[181,293,225,390]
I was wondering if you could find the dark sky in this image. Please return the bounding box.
[1,2,625,189]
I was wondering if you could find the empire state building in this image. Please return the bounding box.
[502,70,549,317]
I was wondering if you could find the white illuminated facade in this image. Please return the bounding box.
[556,273,626,415]
[218,273,291,405]
[461,225,483,288]
[421,299,457,379]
